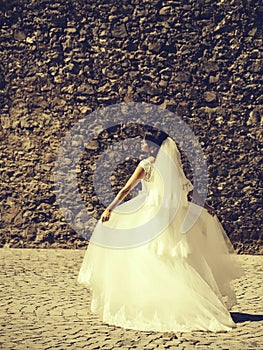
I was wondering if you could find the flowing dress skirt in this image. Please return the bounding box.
[78,192,244,332]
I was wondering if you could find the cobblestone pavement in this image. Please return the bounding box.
[0,248,262,350]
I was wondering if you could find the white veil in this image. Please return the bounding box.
[147,136,195,256]
[149,136,238,259]
[153,136,193,210]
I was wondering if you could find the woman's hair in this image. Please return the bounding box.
[144,130,169,147]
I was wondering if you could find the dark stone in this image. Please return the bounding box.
[13,30,26,41]
[164,43,177,53]
[51,15,67,28]
[111,23,128,38]
[148,42,163,53]
[204,91,217,103]
[174,72,192,83]
[0,71,6,89]
[138,83,162,96]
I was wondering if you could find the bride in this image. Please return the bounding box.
[77,130,244,332]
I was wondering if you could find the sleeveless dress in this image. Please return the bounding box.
[77,157,244,332]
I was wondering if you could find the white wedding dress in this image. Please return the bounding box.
[78,140,244,332]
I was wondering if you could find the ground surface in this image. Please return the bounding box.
[0,248,262,349]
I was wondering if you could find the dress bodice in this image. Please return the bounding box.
[138,157,155,183]
[138,157,157,203]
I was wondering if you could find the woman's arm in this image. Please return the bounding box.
[101,165,145,222]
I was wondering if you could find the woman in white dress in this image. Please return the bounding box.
[78,131,244,332]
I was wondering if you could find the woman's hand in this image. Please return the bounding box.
[101,208,112,222]
[204,203,216,216]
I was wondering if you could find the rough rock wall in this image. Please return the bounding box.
[0,0,262,253]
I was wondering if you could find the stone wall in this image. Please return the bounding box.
[0,0,262,253]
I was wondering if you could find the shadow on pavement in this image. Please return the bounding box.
[231,312,263,323]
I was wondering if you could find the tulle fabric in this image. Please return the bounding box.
[78,198,243,332]
[78,204,243,332]
[78,138,244,332]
